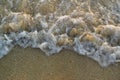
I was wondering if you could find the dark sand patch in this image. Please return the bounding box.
[0,46,120,80]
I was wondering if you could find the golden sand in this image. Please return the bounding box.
[0,46,120,80]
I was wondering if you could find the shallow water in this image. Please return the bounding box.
[0,0,120,67]
[0,47,120,80]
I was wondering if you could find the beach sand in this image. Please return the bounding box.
[0,46,120,80]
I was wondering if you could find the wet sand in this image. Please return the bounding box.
[0,46,120,80]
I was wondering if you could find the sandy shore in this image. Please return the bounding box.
[0,46,120,80]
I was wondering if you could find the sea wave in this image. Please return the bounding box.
[0,0,120,67]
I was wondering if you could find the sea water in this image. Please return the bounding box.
[0,0,120,67]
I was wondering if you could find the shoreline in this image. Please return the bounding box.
[0,46,120,80]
